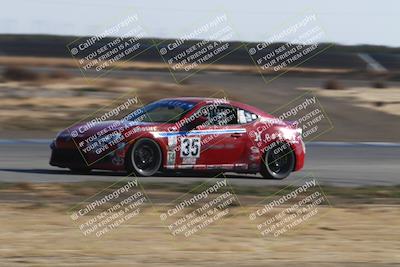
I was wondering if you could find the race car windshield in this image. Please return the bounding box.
[124,100,195,123]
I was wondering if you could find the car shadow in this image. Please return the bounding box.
[153,171,262,179]
[0,168,126,177]
[0,168,262,180]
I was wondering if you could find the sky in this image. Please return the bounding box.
[0,0,399,46]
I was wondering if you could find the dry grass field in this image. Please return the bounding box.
[0,182,398,266]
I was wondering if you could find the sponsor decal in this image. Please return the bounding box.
[167,151,176,166]
[182,157,197,165]
[168,136,178,150]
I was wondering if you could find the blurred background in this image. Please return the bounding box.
[0,1,399,266]
[0,0,399,140]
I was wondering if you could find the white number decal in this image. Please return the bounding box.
[180,137,201,158]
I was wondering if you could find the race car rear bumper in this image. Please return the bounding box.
[292,140,305,171]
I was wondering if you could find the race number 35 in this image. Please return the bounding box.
[180,137,200,158]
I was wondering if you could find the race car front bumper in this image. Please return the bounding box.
[49,140,126,171]
[49,141,87,168]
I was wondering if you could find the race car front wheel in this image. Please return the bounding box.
[260,142,295,179]
[127,138,162,177]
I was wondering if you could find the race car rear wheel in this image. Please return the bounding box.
[127,138,162,177]
[260,142,295,179]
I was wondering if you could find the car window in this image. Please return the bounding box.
[125,100,195,123]
[200,105,238,126]
[237,109,258,124]
[139,106,187,122]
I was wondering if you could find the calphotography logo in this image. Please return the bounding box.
[65,93,143,166]
[249,175,331,238]
[248,91,333,161]
[67,11,151,79]
[156,11,242,83]
[247,10,333,84]
[68,178,150,238]
[159,176,240,238]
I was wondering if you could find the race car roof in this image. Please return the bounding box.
[159,97,272,118]
[161,97,221,103]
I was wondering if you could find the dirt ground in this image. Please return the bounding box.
[0,204,398,267]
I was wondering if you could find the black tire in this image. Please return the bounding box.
[260,142,295,179]
[127,138,162,177]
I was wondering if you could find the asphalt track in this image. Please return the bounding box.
[0,140,399,187]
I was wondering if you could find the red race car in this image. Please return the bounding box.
[50,97,305,179]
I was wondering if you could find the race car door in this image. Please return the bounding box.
[177,104,248,169]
